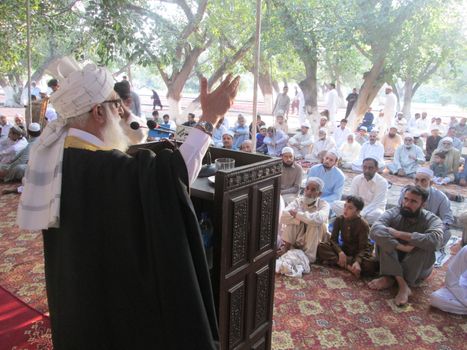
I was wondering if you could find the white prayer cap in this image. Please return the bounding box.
[222,130,234,138]
[441,136,453,143]
[416,167,434,178]
[48,57,115,119]
[28,122,41,132]
[404,133,414,139]
[306,177,325,192]
[301,120,311,128]
[359,126,367,131]
[282,147,294,156]
[389,124,398,130]
[318,128,327,134]
[276,110,284,116]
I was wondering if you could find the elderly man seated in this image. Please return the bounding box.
[332,158,387,225]
[387,134,425,177]
[305,128,336,164]
[430,137,461,183]
[369,185,443,306]
[231,114,249,149]
[288,121,313,159]
[399,168,454,251]
[280,147,303,205]
[381,125,402,157]
[339,134,361,169]
[352,130,385,172]
[0,125,28,166]
[277,177,330,263]
[308,151,345,204]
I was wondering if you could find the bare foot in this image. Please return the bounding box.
[394,285,412,306]
[368,276,394,290]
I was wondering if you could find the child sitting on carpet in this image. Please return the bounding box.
[317,196,378,278]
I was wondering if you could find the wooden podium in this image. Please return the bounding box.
[128,143,281,350]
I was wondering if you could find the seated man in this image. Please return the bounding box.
[426,126,442,161]
[280,147,303,205]
[334,119,352,148]
[0,123,41,182]
[0,125,28,165]
[430,137,461,183]
[182,113,197,127]
[221,130,235,150]
[395,112,408,134]
[212,119,227,147]
[288,121,313,159]
[231,114,249,149]
[278,177,330,263]
[381,125,402,157]
[352,131,385,172]
[308,151,345,204]
[430,245,467,315]
[399,168,454,250]
[158,114,177,139]
[355,126,369,145]
[359,107,374,132]
[239,140,253,152]
[338,133,361,169]
[274,114,289,134]
[256,126,268,154]
[305,128,336,164]
[446,126,463,152]
[314,116,331,140]
[332,158,387,224]
[369,185,444,306]
[263,127,289,156]
[318,196,378,278]
[387,134,425,177]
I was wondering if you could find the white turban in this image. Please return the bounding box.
[441,137,453,144]
[222,130,234,138]
[49,59,115,119]
[301,120,311,128]
[306,177,325,192]
[282,147,294,156]
[416,167,434,178]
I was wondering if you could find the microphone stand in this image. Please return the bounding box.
[198,150,216,177]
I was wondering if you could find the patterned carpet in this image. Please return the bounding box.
[1,182,466,350]
[272,265,467,350]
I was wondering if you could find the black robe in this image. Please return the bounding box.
[43,146,219,349]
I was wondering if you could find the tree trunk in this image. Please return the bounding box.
[401,78,413,119]
[258,70,274,114]
[299,59,318,113]
[348,57,386,129]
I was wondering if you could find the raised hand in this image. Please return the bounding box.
[199,74,240,125]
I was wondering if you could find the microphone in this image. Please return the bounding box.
[130,121,177,134]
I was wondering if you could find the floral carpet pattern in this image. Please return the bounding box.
[272,265,467,350]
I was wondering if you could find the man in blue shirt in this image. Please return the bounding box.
[307,151,345,203]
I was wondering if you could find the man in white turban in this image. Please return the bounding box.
[17,57,240,349]
[429,136,461,182]
[278,176,330,263]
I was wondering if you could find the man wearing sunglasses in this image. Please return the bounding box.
[17,57,239,350]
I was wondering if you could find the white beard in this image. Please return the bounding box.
[301,196,317,206]
[101,105,131,152]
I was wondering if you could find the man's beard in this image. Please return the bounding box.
[388,133,396,138]
[101,107,131,152]
[302,196,317,206]
[441,144,453,151]
[400,206,421,218]
[405,145,412,150]
[283,161,293,168]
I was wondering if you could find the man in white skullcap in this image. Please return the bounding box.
[398,167,454,251]
[278,176,330,263]
[222,129,235,149]
[17,57,240,349]
[288,120,313,159]
[0,125,28,164]
[280,147,303,205]
[387,134,425,177]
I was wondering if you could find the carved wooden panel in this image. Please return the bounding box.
[223,163,282,191]
[228,281,246,348]
[252,337,267,350]
[258,185,275,252]
[254,265,271,329]
[231,195,249,268]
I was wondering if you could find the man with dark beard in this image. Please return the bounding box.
[381,125,402,157]
[368,185,443,306]
[17,57,239,349]
[280,147,303,205]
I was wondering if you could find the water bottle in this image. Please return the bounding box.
[199,212,214,269]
